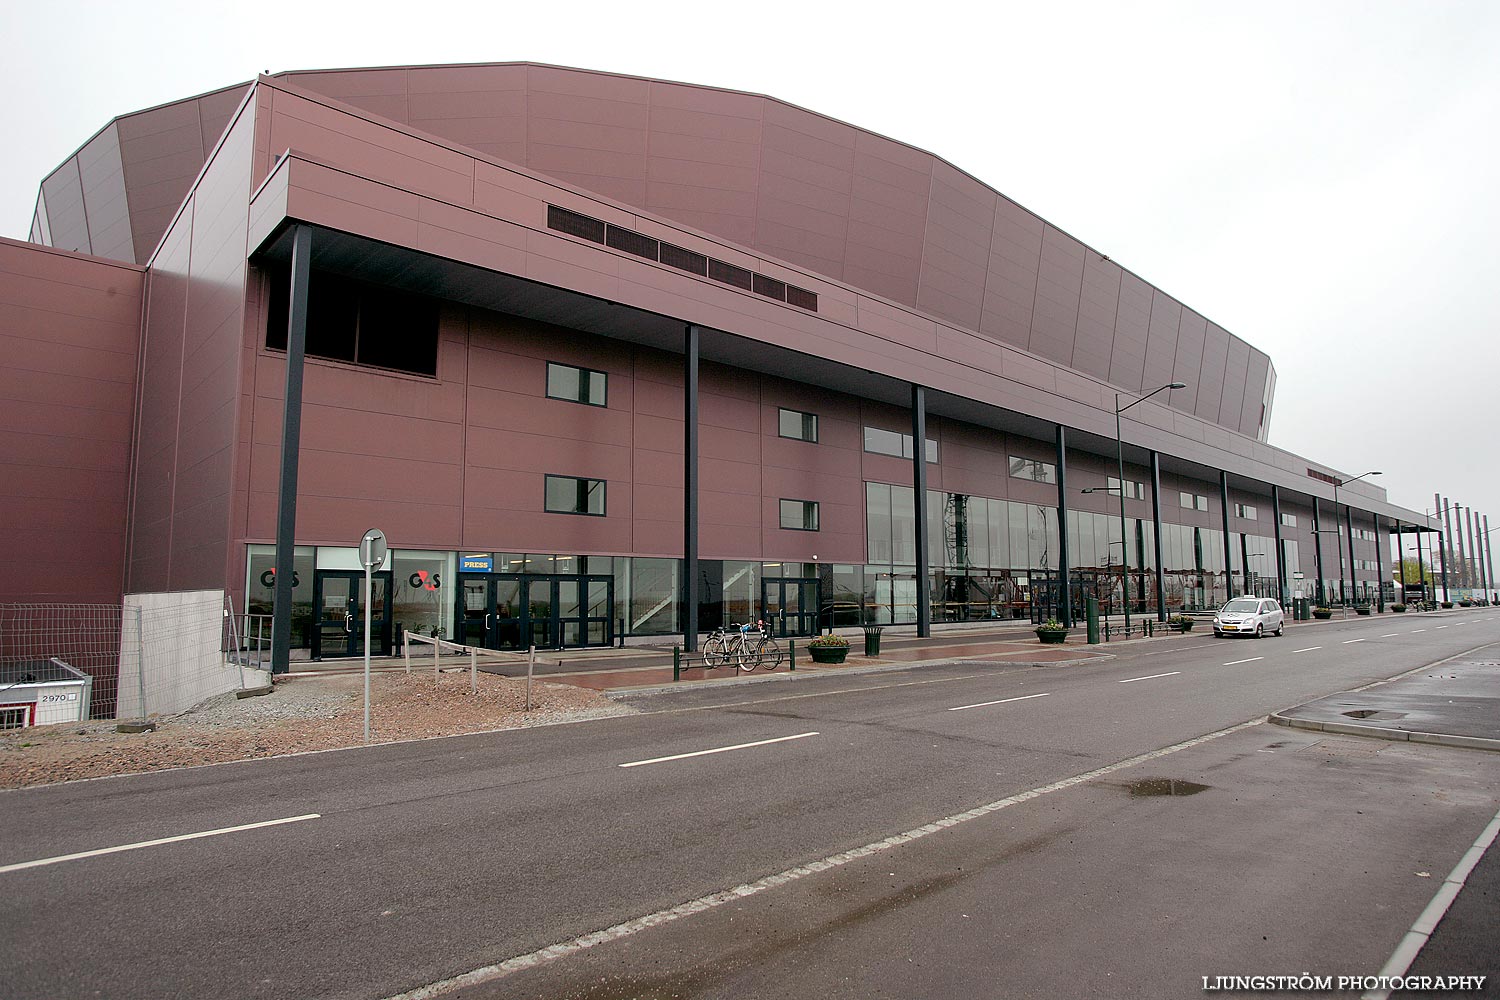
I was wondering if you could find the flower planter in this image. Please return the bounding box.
[1169,621,1194,633]
[1312,610,1333,620]
[1355,606,1372,616]
[808,645,849,664]
[1391,605,1406,613]
[1035,629,1069,644]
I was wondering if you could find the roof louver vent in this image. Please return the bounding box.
[752,274,787,301]
[605,225,660,261]
[547,205,605,244]
[660,243,709,276]
[708,259,754,291]
[785,286,818,311]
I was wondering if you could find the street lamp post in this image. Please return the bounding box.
[1094,382,1185,639]
[1331,471,1381,607]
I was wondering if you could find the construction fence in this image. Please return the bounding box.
[0,590,268,723]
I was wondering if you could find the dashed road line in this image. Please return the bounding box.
[949,692,1051,712]
[0,814,321,875]
[1223,657,1263,666]
[1411,630,1426,633]
[1293,646,1322,653]
[618,732,818,768]
[1381,633,1401,638]
[1119,671,1180,684]
[1343,638,1366,644]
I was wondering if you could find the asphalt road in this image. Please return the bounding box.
[2,610,1497,999]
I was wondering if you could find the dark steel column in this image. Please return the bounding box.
[1395,522,1406,598]
[1271,485,1287,606]
[1150,451,1166,621]
[1345,505,1357,605]
[1439,494,1454,593]
[270,226,312,676]
[1312,497,1325,605]
[1219,472,1234,600]
[1438,532,1450,603]
[1373,515,1384,611]
[1415,526,1427,603]
[1453,503,1469,589]
[912,385,931,637]
[683,325,699,652]
[1466,506,1479,591]
[1055,424,1071,628]
[1483,513,1494,600]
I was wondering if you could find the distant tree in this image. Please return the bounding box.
[1393,557,1433,587]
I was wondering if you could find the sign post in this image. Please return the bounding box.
[359,528,388,744]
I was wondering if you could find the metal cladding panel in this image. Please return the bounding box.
[915,161,993,332]
[845,132,930,306]
[756,101,856,281]
[980,197,1042,349]
[1241,349,1272,437]
[1219,336,1252,428]
[1142,289,1182,395]
[1027,225,1083,366]
[39,162,89,255]
[76,125,133,263]
[1107,271,1151,393]
[0,240,142,603]
[1072,251,1120,380]
[1170,308,1206,412]
[1195,321,1231,423]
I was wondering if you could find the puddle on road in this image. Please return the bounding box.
[1342,709,1407,720]
[1125,777,1211,797]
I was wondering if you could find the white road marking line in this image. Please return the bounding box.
[1223,657,1263,666]
[618,732,818,768]
[949,692,1051,712]
[0,814,321,875]
[1343,638,1366,644]
[1410,629,1426,633]
[1119,671,1180,684]
[1293,646,1322,653]
[1436,625,1448,629]
[381,718,1267,1000]
[1362,806,1500,1000]
[1381,633,1400,638]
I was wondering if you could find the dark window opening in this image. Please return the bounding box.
[753,274,787,301]
[605,225,659,261]
[264,266,438,377]
[545,475,607,516]
[547,206,606,244]
[708,259,754,290]
[786,285,818,311]
[660,243,708,275]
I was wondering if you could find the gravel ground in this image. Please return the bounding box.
[0,670,634,789]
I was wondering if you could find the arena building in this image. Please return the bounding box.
[4,62,1460,671]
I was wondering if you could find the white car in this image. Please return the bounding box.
[1213,597,1285,638]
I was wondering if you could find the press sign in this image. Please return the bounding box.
[461,554,493,572]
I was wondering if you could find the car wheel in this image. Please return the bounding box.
[1254,623,1264,639]
[1275,621,1284,636]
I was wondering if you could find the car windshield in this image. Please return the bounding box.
[1222,599,1260,613]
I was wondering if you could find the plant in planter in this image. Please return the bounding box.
[1166,614,1194,633]
[807,633,851,663]
[1354,604,1372,616]
[1035,619,1069,644]
[1442,601,1454,609]
[1391,603,1406,613]
[1460,600,1473,607]
[1312,607,1334,620]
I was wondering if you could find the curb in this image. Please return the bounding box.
[1268,712,1500,752]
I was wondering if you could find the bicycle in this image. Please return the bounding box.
[702,622,782,671]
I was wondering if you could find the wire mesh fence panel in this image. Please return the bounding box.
[0,603,124,719]
[118,590,260,722]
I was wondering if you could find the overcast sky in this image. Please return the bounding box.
[4,0,1497,551]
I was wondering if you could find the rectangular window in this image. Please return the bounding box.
[546,362,607,407]
[863,427,937,463]
[545,475,606,516]
[779,499,820,531]
[265,267,439,377]
[778,408,818,443]
[1280,512,1297,527]
[1009,457,1056,484]
[1236,504,1258,520]
[1181,493,1209,511]
[1107,477,1145,500]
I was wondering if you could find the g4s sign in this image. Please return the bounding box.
[409,570,441,591]
[259,568,301,588]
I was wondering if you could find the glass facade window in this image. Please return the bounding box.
[862,426,938,462]
[1281,512,1297,527]
[546,362,607,406]
[1107,477,1145,500]
[1180,492,1209,511]
[391,549,454,638]
[545,475,606,516]
[778,408,818,442]
[245,544,315,648]
[1009,457,1056,484]
[1236,504,1257,520]
[779,499,820,531]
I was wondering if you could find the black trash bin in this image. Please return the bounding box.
[863,625,883,656]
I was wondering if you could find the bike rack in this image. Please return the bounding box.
[672,637,795,681]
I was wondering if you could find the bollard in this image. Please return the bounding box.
[673,644,681,682]
[789,639,795,671]
[1086,596,1100,644]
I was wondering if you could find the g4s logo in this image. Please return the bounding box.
[259,568,301,588]
[409,570,441,591]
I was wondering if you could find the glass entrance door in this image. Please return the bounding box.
[457,573,613,650]
[762,577,820,636]
[312,570,392,659]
